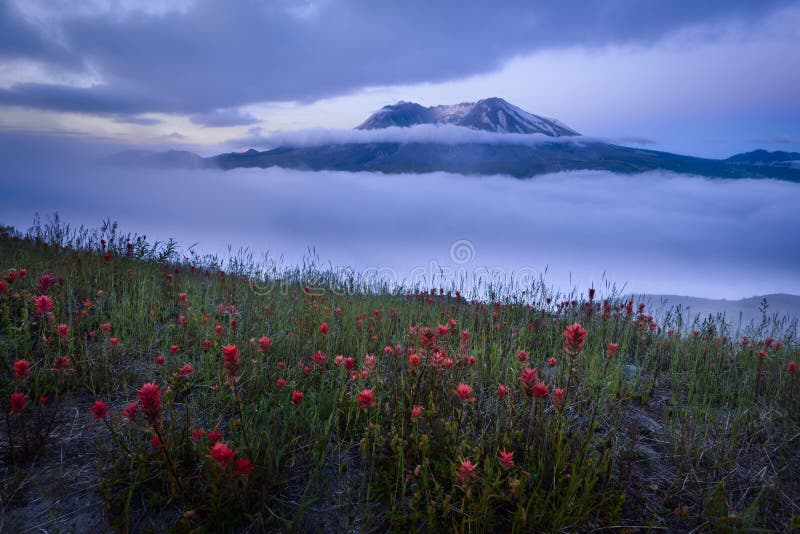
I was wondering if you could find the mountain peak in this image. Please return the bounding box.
[356,98,579,137]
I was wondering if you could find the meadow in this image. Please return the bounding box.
[1,219,798,532]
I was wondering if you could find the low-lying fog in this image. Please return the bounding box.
[1,135,798,301]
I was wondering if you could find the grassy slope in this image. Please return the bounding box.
[1,222,798,532]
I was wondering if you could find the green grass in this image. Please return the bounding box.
[1,219,798,532]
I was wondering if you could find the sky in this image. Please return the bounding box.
[1,0,799,157]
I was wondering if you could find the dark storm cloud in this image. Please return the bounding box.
[0,0,795,116]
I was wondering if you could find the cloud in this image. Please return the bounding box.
[189,108,261,127]
[1,132,799,300]
[615,136,656,146]
[752,134,798,145]
[0,0,795,117]
[224,123,614,150]
[113,114,163,126]
[155,132,186,141]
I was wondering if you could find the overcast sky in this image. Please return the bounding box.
[1,0,799,157]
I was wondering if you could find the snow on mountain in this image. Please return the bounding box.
[356,97,580,137]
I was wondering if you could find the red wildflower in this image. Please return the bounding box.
[521,367,538,392]
[532,382,549,400]
[9,392,27,414]
[208,428,223,444]
[190,428,204,441]
[258,336,272,351]
[34,294,54,316]
[276,378,287,389]
[169,344,179,353]
[214,324,223,336]
[109,337,120,346]
[291,390,304,407]
[122,401,138,420]
[607,342,619,357]
[358,389,375,410]
[18,268,27,277]
[100,322,111,333]
[516,349,530,362]
[408,353,421,368]
[788,361,798,375]
[177,293,188,305]
[209,442,236,465]
[453,383,475,403]
[563,323,587,354]
[233,457,254,476]
[53,356,70,371]
[334,355,344,367]
[547,357,557,368]
[56,323,70,338]
[344,357,355,370]
[178,362,195,378]
[498,450,515,470]
[202,339,212,349]
[150,434,162,449]
[757,350,767,360]
[0,281,6,294]
[155,354,165,365]
[461,330,470,343]
[12,359,31,381]
[437,324,449,336]
[319,322,329,335]
[411,405,422,420]
[221,344,240,375]
[90,400,108,420]
[554,388,566,411]
[456,459,477,487]
[588,287,596,300]
[496,384,509,398]
[137,382,162,422]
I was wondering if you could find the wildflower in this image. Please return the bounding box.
[56,323,70,338]
[453,383,475,403]
[155,354,165,365]
[12,359,31,381]
[122,401,138,420]
[214,324,223,336]
[498,450,514,470]
[177,315,187,326]
[221,344,240,375]
[190,428,204,441]
[496,384,509,398]
[437,324,449,336]
[291,390,304,407]
[34,294,55,316]
[521,368,538,392]
[462,354,476,366]
[150,434,162,450]
[208,428,223,443]
[334,355,344,367]
[588,287,596,300]
[461,330,470,343]
[408,353,421,368]
[358,389,375,410]
[456,459,477,487]
[532,382,549,400]
[100,322,112,333]
[276,378,287,389]
[109,337,120,346]
[178,293,188,305]
[258,336,272,351]
[516,349,530,362]
[344,357,355,370]
[788,361,798,375]
[137,382,162,422]
[563,323,587,354]
[9,392,27,413]
[319,322,329,335]
[411,405,422,420]
[202,339,212,349]
[547,357,557,367]
[0,281,6,294]
[757,350,767,360]
[178,362,195,378]
[234,457,254,476]
[607,342,619,357]
[169,344,179,353]
[53,356,69,371]
[554,388,566,411]
[209,442,236,465]
[90,400,108,420]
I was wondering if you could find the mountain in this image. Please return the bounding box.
[726,149,800,167]
[357,97,579,136]
[104,98,800,182]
